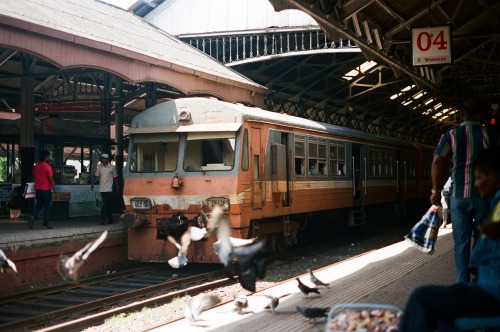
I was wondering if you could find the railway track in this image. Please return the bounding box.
[0,263,230,332]
[0,218,416,331]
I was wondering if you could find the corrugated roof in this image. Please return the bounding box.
[0,0,265,90]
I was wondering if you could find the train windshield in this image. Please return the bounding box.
[183,132,236,171]
[129,133,179,172]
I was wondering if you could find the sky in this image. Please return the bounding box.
[99,0,137,10]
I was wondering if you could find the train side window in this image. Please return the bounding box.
[241,129,249,171]
[329,140,346,176]
[294,139,305,175]
[253,155,260,180]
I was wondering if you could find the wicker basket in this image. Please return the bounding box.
[326,303,403,332]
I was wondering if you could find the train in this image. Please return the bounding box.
[120,97,434,263]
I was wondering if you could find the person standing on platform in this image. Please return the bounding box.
[430,96,497,283]
[91,153,119,225]
[29,150,57,230]
[400,147,500,332]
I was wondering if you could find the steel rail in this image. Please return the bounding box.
[0,268,227,331]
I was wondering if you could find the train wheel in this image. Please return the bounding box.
[273,234,289,254]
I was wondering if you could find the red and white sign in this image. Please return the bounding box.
[412,26,451,66]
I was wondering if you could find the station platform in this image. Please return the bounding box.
[0,214,128,294]
[151,228,456,332]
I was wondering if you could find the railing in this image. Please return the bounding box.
[179,27,360,65]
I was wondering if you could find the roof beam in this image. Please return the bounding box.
[341,0,375,19]
[385,0,448,37]
[268,0,438,91]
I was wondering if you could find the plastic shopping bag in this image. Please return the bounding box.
[23,182,36,199]
[405,205,442,254]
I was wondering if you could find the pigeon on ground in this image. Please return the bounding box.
[296,278,320,297]
[307,268,330,288]
[296,305,329,323]
[183,294,221,323]
[260,293,291,314]
[233,295,249,314]
[0,248,19,279]
[57,230,108,282]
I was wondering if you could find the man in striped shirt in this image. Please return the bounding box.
[430,96,498,283]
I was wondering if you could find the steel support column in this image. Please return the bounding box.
[20,53,35,213]
[114,78,124,190]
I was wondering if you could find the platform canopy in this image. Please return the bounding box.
[0,0,268,124]
[257,0,500,143]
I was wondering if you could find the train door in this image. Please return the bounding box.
[352,144,363,201]
[251,128,262,209]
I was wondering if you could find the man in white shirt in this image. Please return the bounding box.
[91,153,120,225]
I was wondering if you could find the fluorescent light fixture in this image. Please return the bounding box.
[363,21,373,44]
[434,103,442,110]
[402,100,413,106]
[342,61,377,81]
[412,91,425,99]
[352,15,362,37]
[390,93,399,100]
[359,60,377,72]
[373,28,383,50]
[424,98,434,105]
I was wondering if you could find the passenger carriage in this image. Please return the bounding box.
[121,97,432,262]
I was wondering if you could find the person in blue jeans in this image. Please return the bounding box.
[30,150,57,229]
[400,147,500,332]
[430,96,497,283]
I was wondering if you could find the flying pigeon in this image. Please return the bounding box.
[233,295,249,315]
[238,257,269,292]
[167,225,207,268]
[307,268,330,288]
[213,217,267,291]
[260,293,291,314]
[206,205,225,235]
[0,248,19,279]
[296,278,320,297]
[57,230,108,282]
[296,305,329,323]
[184,294,221,323]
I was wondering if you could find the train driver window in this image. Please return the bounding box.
[129,134,179,173]
[184,132,235,171]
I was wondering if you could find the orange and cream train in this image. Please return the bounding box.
[121,97,433,263]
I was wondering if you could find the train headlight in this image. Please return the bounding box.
[130,197,153,210]
[207,197,230,210]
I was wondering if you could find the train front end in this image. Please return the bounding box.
[121,98,246,263]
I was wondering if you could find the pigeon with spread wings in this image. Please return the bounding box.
[212,215,268,291]
[259,293,291,314]
[167,225,206,269]
[184,293,221,323]
[0,248,19,279]
[57,230,108,282]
